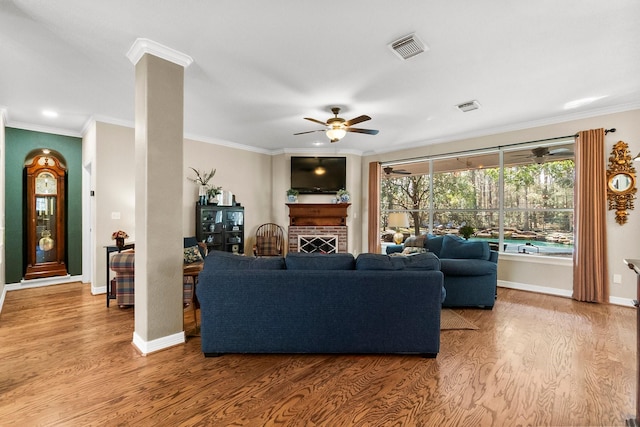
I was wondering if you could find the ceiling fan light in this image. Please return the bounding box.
[326,127,346,141]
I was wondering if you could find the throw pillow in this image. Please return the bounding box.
[184,245,203,264]
[439,234,490,260]
[404,234,427,248]
[402,246,426,255]
[256,235,279,256]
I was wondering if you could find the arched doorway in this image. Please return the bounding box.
[24,149,68,280]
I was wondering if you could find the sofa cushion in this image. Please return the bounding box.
[206,250,285,270]
[184,245,203,264]
[356,253,440,271]
[425,234,444,256]
[439,234,490,260]
[440,258,497,276]
[285,252,355,270]
[356,253,401,270]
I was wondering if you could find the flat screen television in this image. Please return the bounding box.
[290,156,346,194]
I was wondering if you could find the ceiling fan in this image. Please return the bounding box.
[514,146,574,164]
[294,107,379,143]
[383,166,410,175]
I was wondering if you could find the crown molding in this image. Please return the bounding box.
[365,101,640,156]
[126,38,193,68]
[5,120,82,138]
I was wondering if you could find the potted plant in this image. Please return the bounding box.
[207,185,222,204]
[287,188,299,203]
[336,189,350,203]
[111,230,129,248]
[188,167,217,205]
[459,225,475,240]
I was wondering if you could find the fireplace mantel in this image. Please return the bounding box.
[286,203,350,226]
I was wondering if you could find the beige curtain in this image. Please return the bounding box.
[573,128,609,303]
[368,162,381,254]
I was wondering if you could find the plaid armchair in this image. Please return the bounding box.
[109,238,206,308]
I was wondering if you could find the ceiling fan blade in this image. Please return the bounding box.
[304,117,328,126]
[346,127,379,135]
[383,166,410,175]
[345,115,371,127]
[293,130,323,135]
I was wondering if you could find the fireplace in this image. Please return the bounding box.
[286,204,349,253]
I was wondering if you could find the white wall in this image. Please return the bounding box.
[182,137,273,252]
[362,108,640,303]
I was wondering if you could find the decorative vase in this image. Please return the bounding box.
[198,185,208,205]
[115,237,125,248]
[287,194,298,203]
[339,194,350,203]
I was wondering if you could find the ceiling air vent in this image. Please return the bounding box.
[389,33,428,60]
[457,100,481,112]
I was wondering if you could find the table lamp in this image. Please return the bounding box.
[388,212,409,244]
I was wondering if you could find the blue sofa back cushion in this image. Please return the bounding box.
[439,234,490,260]
[356,253,440,271]
[426,235,444,256]
[206,250,285,270]
[285,252,355,270]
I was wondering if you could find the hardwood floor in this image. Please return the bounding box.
[0,282,636,426]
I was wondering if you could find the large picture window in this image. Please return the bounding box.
[381,140,575,257]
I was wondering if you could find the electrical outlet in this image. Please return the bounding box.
[111,212,121,220]
[613,274,622,284]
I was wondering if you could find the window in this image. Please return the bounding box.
[381,140,575,257]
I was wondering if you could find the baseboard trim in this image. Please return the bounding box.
[6,275,84,291]
[132,330,186,355]
[498,280,635,307]
[0,286,7,314]
[92,285,106,295]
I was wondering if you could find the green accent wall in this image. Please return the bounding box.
[5,128,82,283]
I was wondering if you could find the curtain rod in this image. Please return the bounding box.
[382,128,617,167]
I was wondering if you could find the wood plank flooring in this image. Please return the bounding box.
[0,282,636,426]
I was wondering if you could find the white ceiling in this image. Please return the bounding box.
[1,1,639,154]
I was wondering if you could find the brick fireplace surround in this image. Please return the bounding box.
[286,203,350,253]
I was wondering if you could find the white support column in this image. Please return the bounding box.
[127,39,192,354]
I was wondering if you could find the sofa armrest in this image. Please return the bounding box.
[489,250,498,263]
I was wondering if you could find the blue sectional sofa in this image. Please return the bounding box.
[388,234,498,309]
[196,251,444,357]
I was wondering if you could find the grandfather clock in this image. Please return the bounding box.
[24,153,68,280]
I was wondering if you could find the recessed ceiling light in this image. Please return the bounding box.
[42,110,58,118]
[312,141,325,146]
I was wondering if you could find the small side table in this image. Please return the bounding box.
[183,261,204,336]
[625,258,640,426]
[105,243,134,307]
